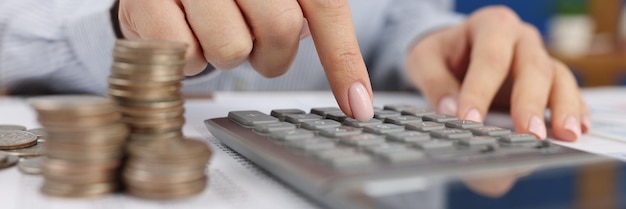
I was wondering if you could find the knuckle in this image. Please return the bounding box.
[478,5,520,24]
[264,8,304,47]
[210,39,253,66]
[310,0,349,10]
[521,23,542,39]
[480,50,510,73]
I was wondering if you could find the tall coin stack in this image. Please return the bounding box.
[30,95,129,197]
[108,40,211,199]
[108,40,187,142]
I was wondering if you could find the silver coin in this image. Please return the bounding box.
[0,130,37,150]
[4,141,45,157]
[0,155,19,169]
[0,125,27,131]
[27,128,47,138]
[0,151,7,162]
[18,156,44,175]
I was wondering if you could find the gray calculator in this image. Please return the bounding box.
[205,105,606,209]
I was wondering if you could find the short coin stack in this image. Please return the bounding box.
[108,40,187,143]
[109,39,211,199]
[30,95,129,197]
[124,138,211,199]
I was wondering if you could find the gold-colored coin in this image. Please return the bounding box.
[127,177,206,200]
[4,141,45,157]
[0,125,27,131]
[41,181,117,198]
[44,157,121,173]
[115,40,188,54]
[111,62,184,75]
[30,95,117,116]
[127,138,211,162]
[39,112,122,129]
[18,156,44,175]
[115,99,183,109]
[0,130,38,150]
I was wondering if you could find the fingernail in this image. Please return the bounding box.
[464,109,483,122]
[349,82,374,122]
[528,116,547,139]
[438,96,457,115]
[582,114,592,133]
[563,116,582,141]
[299,18,311,40]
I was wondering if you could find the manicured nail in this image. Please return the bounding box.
[563,116,582,141]
[464,108,483,122]
[528,116,547,139]
[299,18,311,40]
[349,82,374,122]
[438,96,457,115]
[582,114,592,133]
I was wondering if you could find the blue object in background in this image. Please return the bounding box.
[455,0,558,38]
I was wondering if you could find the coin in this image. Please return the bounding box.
[0,151,7,162]
[3,141,45,157]
[0,155,19,169]
[18,157,44,175]
[115,40,188,53]
[27,128,47,141]
[0,130,38,150]
[41,181,117,198]
[30,95,118,116]
[0,125,27,131]
[127,177,207,200]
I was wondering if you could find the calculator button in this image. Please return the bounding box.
[254,122,296,133]
[469,126,512,137]
[288,137,336,152]
[311,107,342,117]
[284,114,323,124]
[401,109,436,117]
[340,134,386,147]
[423,114,459,123]
[343,118,383,128]
[430,128,473,140]
[386,131,430,143]
[300,120,341,130]
[319,126,362,138]
[229,111,279,126]
[270,109,306,120]
[383,104,419,112]
[363,124,405,134]
[445,120,483,129]
[384,116,422,125]
[380,150,425,163]
[458,136,498,147]
[373,110,402,119]
[405,122,446,132]
[319,151,373,168]
[500,134,538,143]
[364,143,409,155]
[325,111,348,121]
[270,129,315,141]
[413,139,455,150]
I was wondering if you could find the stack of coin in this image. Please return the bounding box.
[29,95,129,197]
[108,40,187,143]
[124,138,211,199]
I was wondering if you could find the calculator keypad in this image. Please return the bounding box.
[227,105,549,169]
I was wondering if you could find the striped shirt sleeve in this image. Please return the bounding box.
[0,0,116,94]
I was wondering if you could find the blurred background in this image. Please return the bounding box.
[456,0,626,87]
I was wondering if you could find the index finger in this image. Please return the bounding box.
[298,0,373,121]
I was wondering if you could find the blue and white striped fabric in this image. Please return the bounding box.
[0,0,462,94]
